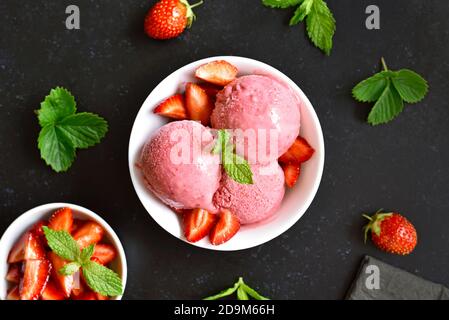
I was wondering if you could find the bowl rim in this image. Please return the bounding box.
[0,202,127,300]
[128,55,325,251]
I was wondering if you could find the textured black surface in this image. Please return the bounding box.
[1,0,449,300]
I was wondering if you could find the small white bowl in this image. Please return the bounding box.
[128,56,325,251]
[0,203,127,300]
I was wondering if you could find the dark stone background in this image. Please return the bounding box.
[1,0,448,299]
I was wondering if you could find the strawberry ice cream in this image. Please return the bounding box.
[211,75,301,164]
[213,162,285,225]
[140,120,221,212]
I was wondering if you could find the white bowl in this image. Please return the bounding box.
[0,203,127,300]
[128,56,325,251]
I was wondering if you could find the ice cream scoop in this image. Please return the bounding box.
[211,75,301,164]
[140,120,221,212]
[213,162,285,224]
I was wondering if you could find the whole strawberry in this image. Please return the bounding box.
[363,210,417,255]
[144,0,203,40]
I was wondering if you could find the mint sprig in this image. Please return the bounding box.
[263,0,336,55]
[43,226,123,297]
[37,87,108,172]
[213,129,253,185]
[204,277,269,300]
[353,58,429,125]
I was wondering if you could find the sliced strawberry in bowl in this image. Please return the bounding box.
[195,60,238,86]
[48,207,73,232]
[6,263,21,283]
[281,163,301,188]
[154,94,187,120]
[183,209,216,243]
[198,83,222,100]
[48,252,74,298]
[209,209,240,245]
[7,231,46,263]
[185,82,214,126]
[279,136,315,164]
[31,220,47,239]
[19,259,51,300]
[73,221,104,249]
[41,281,66,300]
[92,243,117,265]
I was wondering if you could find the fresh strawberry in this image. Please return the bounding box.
[7,285,20,300]
[195,60,239,86]
[185,82,214,126]
[7,231,46,263]
[92,244,117,265]
[31,220,47,239]
[144,0,202,40]
[279,136,315,164]
[41,281,66,300]
[73,291,97,300]
[20,259,51,300]
[154,94,187,120]
[363,211,418,255]
[48,207,73,232]
[281,163,301,188]
[209,209,240,245]
[198,83,222,100]
[71,219,84,234]
[183,209,216,243]
[48,252,74,298]
[6,263,21,283]
[73,221,104,249]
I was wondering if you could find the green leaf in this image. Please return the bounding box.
[38,126,76,173]
[212,129,229,155]
[306,0,336,55]
[289,0,313,25]
[241,283,270,300]
[367,80,404,125]
[352,71,392,103]
[223,152,254,185]
[37,87,76,127]
[59,262,80,276]
[391,69,429,103]
[237,287,249,300]
[262,0,302,8]
[203,281,240,300]
[43,227,80,262]
[57,113,108,149]
[80,244,95,263]
[82,261,123,297]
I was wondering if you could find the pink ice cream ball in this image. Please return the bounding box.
[211,75,301,164]
[213,162,285,225]
[140,120,221,212]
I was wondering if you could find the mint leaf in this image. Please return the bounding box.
[82,260,123,297]
[38,126,76,172]
[262,0,302,8]
[367,80,404,125]
[212,129,229,155]
[223,152,254,185]
[36,87,108,172]
[37,87,76,127]
[306,0,336,55]
[204,278,269,301]
[204,280,240,300]
[289,0,313,25]
[237,287,249,300]
[352,72,391,103]
[57,113,108,149]
[240,283,270,300]
[391,69,429,103]
[43,226,80,261]
[80,244,95,263]
[59,262,80,276]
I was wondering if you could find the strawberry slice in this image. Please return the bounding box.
[41,281,66,300]
[198,83,221,100]
[209,209,240,245]
[282,163,301,188]
[7,285,20,300]
[195,60,238,86]
[20,259,51,300]
[48,252,74,298]
[6,263,21,283]
[48,207,73,232]
[7,231,46,263]
[154,94,187,120]
[71,219,84,234]
[183,209,217,243]
[73,221,104,249]
[92,243,117,265]
[31,220,47,239]
[73,291,97,300]
[185,83,214,126]
[279,136,315,164]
